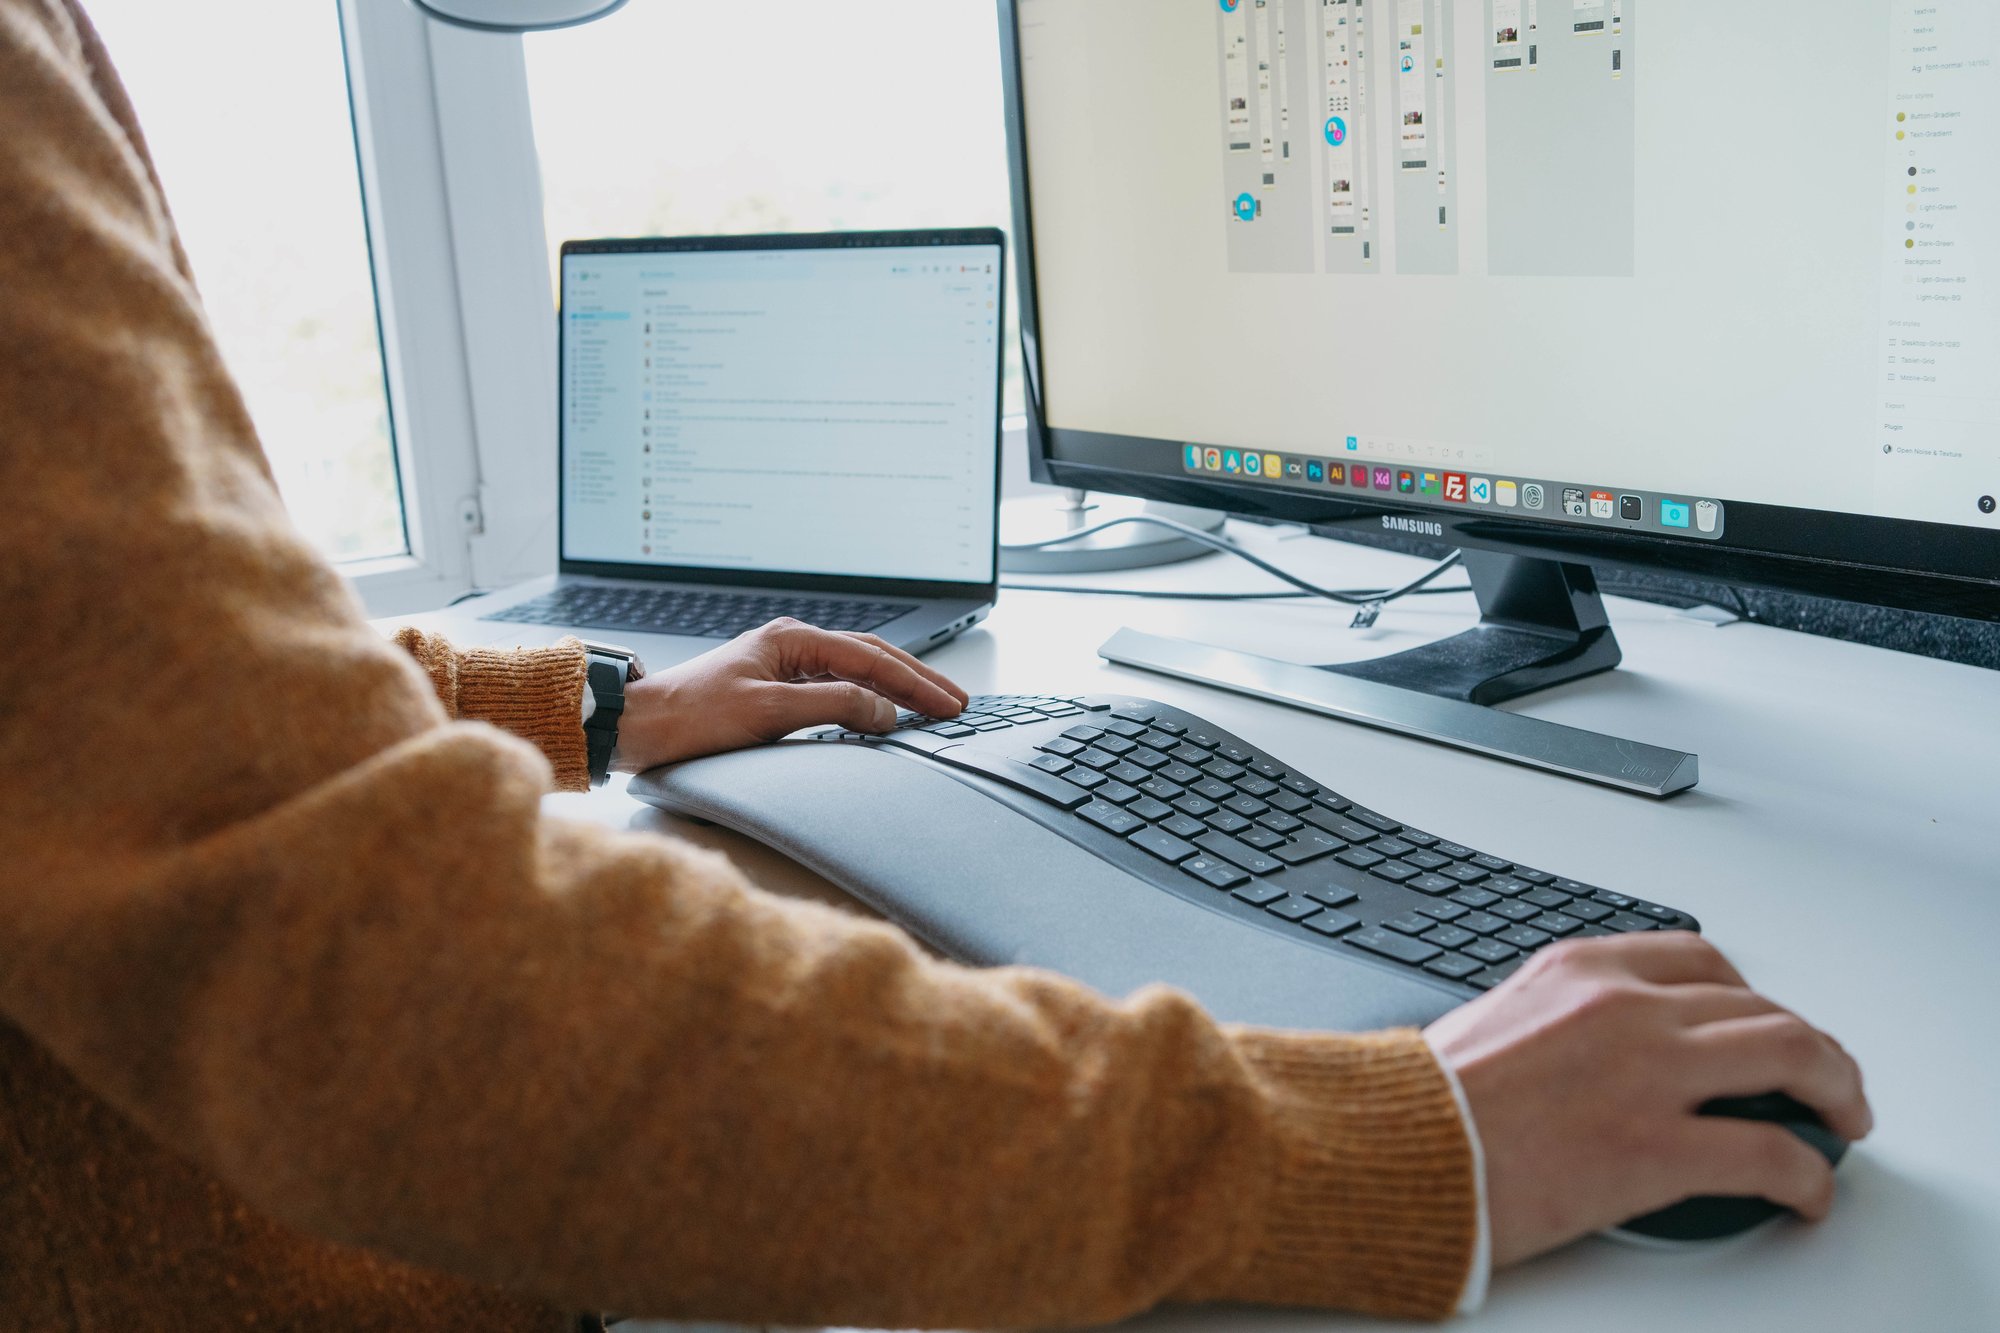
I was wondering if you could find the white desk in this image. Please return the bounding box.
[548,524,2000,1331]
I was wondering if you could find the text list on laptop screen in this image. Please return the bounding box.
[560,241,1001,584]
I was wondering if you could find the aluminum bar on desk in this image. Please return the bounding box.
[1098,628,1699,798]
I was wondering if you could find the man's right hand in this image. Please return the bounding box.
[1425,932,1871,1268]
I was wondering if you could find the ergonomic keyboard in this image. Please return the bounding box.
[482,584,917,640]
[632,693,1699,1010]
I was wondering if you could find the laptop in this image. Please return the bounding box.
[405,228,1005,668]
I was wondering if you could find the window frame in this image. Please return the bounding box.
[338,0,556,615]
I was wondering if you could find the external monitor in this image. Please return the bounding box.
[999,0,1998,707]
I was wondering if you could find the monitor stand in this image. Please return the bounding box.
[1097,549,1697,797]
[1321,550,1622,704]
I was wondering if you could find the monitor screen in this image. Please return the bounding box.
[560,236,1004,585]
[1011,0,1997,548]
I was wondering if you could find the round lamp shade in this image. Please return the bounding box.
[407,0,627,32]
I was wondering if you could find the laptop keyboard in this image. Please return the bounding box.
[482,585,918,640]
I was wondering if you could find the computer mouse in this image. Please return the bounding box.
[1615,1093,1850,1243]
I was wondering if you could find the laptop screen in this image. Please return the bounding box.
[559,233,1003,587]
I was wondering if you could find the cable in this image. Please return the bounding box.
[1001,513,1464,609]
[1001,582,1474,602]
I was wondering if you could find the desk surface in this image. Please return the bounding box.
[544,526,2000,1331]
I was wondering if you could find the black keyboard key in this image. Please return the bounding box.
[1346,807,1401,834]
[1232,882,1288,907]
[1105,762,1149,785]
[1461,938,1520,964]
[1038,737,1087,757]
[1181,856,1248,890]
[1265,895,1324,922]
[1130,826,1197,864]
[1303,909,1360,937]
[1301,808,1377,843]
[1312,792,1353,814]
[1272,833,1343,866]
[1346,928,1441,966]
[1384,912,1434,936]
[1217,744,1254,764]
[1205,811,1253,834]
[1138,777,1185,802]
[1304,884,1360,908]
[1097,736,1137,756]
[1279,776,1318,797]
[1521,887,1573,910]
[1127,748,1170,771]
[1370,837,1416,859]
[1202,760,1247,782]
[1402,850,1452,871]
[1434,841,1475,859]
[1066,768,1107,790]
[1604,911,1658,932]
[1398,829,1439,847]
[1266,791,1313,814]
[1335,847,1386,870]
[1173,794,1219,818]
[1160,814,1208,840]
[1060,725,1105,743]
[1441,863,1489,884]
[1370,862,1421,884]
[1415,902,1468,922]
[1191,778,1234,801]
[1564,900,1615,924]
[1238,828,1287,851]
[1150,719,1187,736]
[1194,831,1285,875]
[1490,900,1542,922]
[1449,887,1501,910]
[1470,854,1513,872]
[1235,775,1280,798]
[1456,911,1507,935]
[1027,753,1075,776]
[1137,730,1180,750]
[1183,732,1221,750]
[1483,876,1531,897]
[1102,718,1148,738]
[933,724,978,738]
[1169,743,1212,765]
[1513,868,1555,885]
[1128,797,1175,822]
[1407,873,1461,897]
[1248,758,1285,780]
[1223,795,1269,818]
[1074,748,1118,770]
[1469,958,1528,991]
[1078,801,1145,836]
[1593,890,1636,909]
[933,749,1092,810]
[1636,902,1682,924]
[1495,925,1553,951]
[1096,782,1141,806]
[1425,953,1485,982]
[1161,763,1205,786]
[1254,812,1304,835]
[1530,912,1584,937]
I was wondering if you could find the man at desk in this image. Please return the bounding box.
[0,2,1870,1328]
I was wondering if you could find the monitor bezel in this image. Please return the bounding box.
[557,229,1007,602]
[996,0,2000,624]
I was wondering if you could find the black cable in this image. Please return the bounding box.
[1001,513,1464,609]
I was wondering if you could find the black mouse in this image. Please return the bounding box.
[1616,1092,1850,1242]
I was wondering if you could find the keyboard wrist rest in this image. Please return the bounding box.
[628,742,1459,1033]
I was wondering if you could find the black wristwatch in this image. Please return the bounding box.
[579,640,645,788]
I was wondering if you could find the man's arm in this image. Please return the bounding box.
[392,630,593,791]
[0,2,1483,1324]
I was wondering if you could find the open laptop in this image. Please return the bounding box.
[407,228,1005,668]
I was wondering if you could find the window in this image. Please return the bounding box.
[523,0,1023,412]
[84,1,406,563]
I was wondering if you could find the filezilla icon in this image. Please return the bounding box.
[1444,473,1468,503]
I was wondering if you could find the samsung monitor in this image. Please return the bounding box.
[1000,0,1998,706]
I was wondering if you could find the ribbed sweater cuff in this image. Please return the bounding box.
[452,638,592,793]
[1197,1027,1479,1321]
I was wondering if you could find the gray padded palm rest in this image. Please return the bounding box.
[628,742,1460,1033]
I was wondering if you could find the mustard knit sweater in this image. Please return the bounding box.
[0,1,1477,1327]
